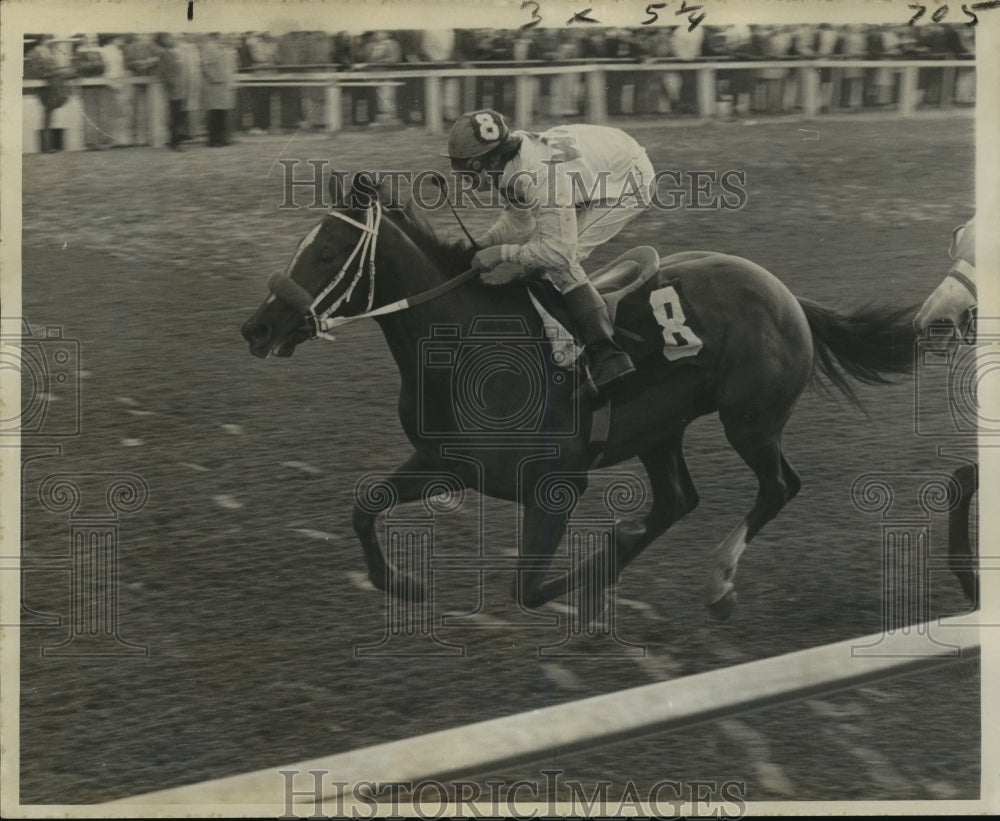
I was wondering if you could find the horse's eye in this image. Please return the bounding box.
[318,249,336,264]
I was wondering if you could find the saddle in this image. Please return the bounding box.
[526,246,705,367]
[589,246,661,323]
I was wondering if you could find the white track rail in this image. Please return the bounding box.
[96,617,980,815]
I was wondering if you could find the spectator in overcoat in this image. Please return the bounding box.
[421,29,459,120]
[26,35,72,153]
[363,31,403,124]
[201,32,237,146]
[179,34,203,137]
[123,34,159,144]
[156,33,189,150]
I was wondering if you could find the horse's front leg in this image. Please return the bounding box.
[352,451,465,602]
[513,503,570,609]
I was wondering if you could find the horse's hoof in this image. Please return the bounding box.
[707,589,737,621]
[615,518,646,542]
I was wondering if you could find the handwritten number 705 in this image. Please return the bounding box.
[909,1,996,23]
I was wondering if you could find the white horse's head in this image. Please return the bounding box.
[915,219,977,337]
[913,272,977,337]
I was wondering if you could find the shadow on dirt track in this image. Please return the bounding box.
[18,117,979,804]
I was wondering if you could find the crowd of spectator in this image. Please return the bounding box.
[25,32,240,151]
[229,24,974,66]
[23,24,975,151]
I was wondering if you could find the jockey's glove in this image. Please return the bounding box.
[472,246,504,272]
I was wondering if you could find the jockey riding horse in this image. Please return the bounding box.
[443,109,655,392]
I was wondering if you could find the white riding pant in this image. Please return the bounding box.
[546,157,655,294]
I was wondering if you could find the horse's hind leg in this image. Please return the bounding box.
[613,433,700,577]
[705,423,800,620]
[947,462,978,604]
[517,434,699,608]
[353,451,466,602]
[515,503,571,608]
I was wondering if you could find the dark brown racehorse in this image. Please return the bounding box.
[242,178,918,620]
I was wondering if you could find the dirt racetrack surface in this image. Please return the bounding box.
[19,115,979,805]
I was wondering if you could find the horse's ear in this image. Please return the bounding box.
[403,195,435,237]
[350,171,378,209]
[376,175,402,209]
[328,170,348,209]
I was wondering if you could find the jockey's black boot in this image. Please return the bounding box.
[563,281,635,392]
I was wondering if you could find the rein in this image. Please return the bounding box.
[268,201,479,342]
[431,174,481,252]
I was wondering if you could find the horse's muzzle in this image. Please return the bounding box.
[242,316,312,358]
[242,317,274,358]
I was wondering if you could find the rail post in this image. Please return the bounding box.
[899,64,920,116]
[515,73,533,128]
[800,65,820,117]
[586,68,607,124]
[325,78,342,133]
[696,65,716,118]
[424,74,442,135]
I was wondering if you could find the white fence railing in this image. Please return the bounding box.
[93,616,980,814]
[22,58,975,153]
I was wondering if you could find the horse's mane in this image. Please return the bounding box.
[389,201,478,276]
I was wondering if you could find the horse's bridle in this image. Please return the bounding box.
[945,267,978,343]
[267,200,479,342]
[946,268,977,302]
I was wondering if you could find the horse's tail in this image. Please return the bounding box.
[797,297,918,409]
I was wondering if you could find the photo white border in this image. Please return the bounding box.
[1,0,997,816]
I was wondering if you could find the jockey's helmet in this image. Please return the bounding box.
[443,109,511,162]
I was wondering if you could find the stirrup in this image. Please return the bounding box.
[588,347,635,391]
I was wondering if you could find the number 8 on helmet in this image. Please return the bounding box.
[442,109,511,160]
